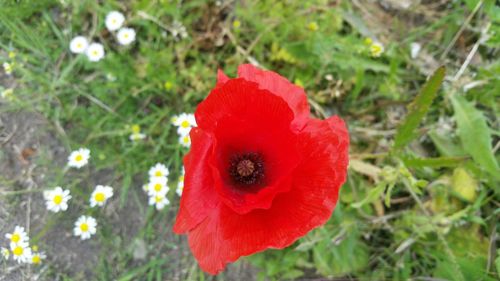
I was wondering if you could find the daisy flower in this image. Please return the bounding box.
[73,215,97,240]
[147,176,168,197]
[3,62,13,75]
[30,251,45,265]
[1,88,14,100]
[148,163,169,179]
[5,225,28,245]
[117,27,136,45]
[105,11,125,31]
[176,168,185,196]
[148,193,170,210]
[68,148,90,168]
[170,20,188,39]
[90,185,113,207]
[172,113,196,136]
[179,134,191,148]
[1,247,10,260]
[43,187,71,212]
[85,43,105,62]
[129,132,146,141]
[10,242,31,263]
[370,42,384,57]
[69,36,89,54]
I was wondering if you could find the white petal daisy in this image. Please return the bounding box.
[69,36,89,54]
[147,176,168,197]
[68,148,90,168]
[179,134,191,148]
[85,43,105,62]
[1,247,10,260]
[117,27,136,45]
[5,225,29,245]
[30,251,46,265]
[73,215,97,240]
[90,185,113,207]
[148,193,170,210]
[10,242,31,264]
[148,163,169,179]
[173,113,196,136]
[105,11,125,31]
[176,168,185,196]
[3,62,13,75]
[370,42,384,57]
[43,187,71,212]
[129,132,146,141]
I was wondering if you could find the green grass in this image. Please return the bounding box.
[0,0,499,280]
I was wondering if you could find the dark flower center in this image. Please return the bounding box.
[229,153,264,186]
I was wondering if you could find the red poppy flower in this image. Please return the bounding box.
[173,64,349,274]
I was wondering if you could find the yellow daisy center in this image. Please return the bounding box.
[181,120,190,128]
[179,175,184,182]
[112,19,116,23]
[77,43,82,48]
[154,171,163,177]
[154,183,162,192]
[95,192,105,202]
[155,196,163,203]
[80,223,89,232]
[53,195,63,205]
[11,233,20,243]
[13,246,23,256]
[124,33,129,38]
[183,136,189,143]
[92,50,98,56]
[32,255,41,264]
[75,154,83,161]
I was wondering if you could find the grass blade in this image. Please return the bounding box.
[393,66,446,149]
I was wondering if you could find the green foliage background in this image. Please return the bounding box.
[0,0,498,280]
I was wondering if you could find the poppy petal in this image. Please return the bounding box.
[173,128,220,234]
[185,118,349,274]
[237,64,310,130]
[216,69,229,88]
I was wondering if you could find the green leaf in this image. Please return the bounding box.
[451,94,499,179]
[393,66,446,149]
[402,155,469,168]
[351,182,386,208]
[429,130,466,156]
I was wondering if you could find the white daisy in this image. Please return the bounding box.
[68,148,90,168]
[147,176,168,197]
[370,42,384,57]
[1,88,14,100]
[1,247,10,260]
[10,242,31,263]
[85,43,105,62]
[30,251,46,265]
[105,11,125,31]
[148,193,170,210]
[3,62,13,75]
[73,215,97,240]
[129,132,146,141]
[176,168,185,196]
[117,27,136,45]
[69,36,89,54]
[170,20,188,39]
[179,134,191,148]
[89,185,113,207]
[5,225,28,245]
[43,187,71,212]
[172,113,196,136]
[148,163,169,179]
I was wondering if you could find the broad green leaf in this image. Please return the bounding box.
[393,66,446,149]
[429,130,466,156]
[451,94,499,179]
[451,167,478,203]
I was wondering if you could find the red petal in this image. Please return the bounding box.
[195,78,294,132]
[173,128,220,234]
[237,64,310,130]
[185,117,349,274]
[216,69,229,88]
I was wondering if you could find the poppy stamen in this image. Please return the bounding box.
[229,153,264,186]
